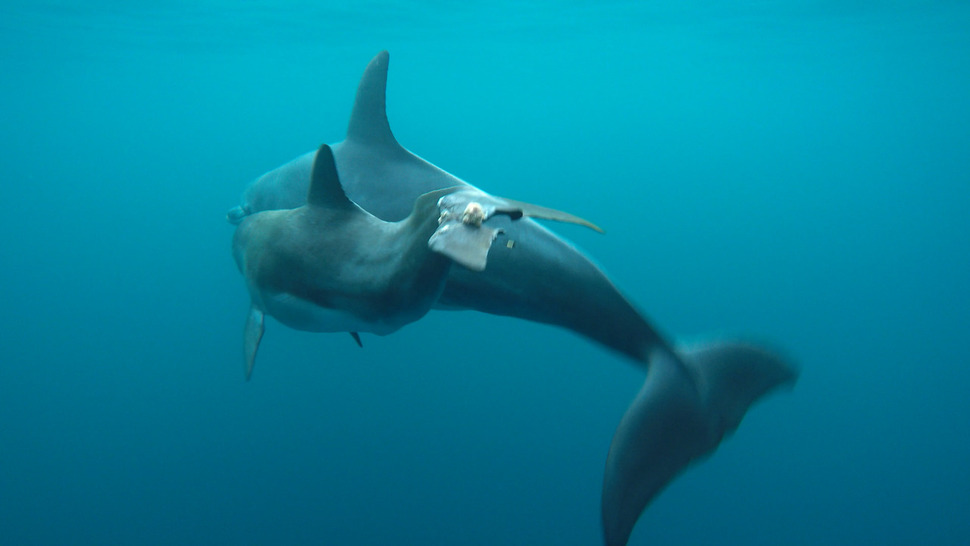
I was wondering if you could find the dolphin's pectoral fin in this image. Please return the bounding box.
[438,190,603,233]
[350,332,363,347]
[491,196,604,233]
[602,341,798,546]
[243,306,265,381]
[423,188,500,272]
[428,190,602,271]
[428,221,501,272]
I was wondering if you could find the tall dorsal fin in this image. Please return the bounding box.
[307,144,355,210]
[345,50,399,149]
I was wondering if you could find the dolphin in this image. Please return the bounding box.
[232,143,456,379]
[233,142,603,379]
[228,51,798,545]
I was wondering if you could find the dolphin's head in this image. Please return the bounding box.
[227,151,317,226]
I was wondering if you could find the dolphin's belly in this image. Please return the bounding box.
[264,291,403,336]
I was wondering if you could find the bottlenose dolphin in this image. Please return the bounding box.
[233,143,603,379]
[228,51,797,545]
[232,144,455,379]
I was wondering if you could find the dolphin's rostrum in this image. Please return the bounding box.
[228,51,798,545]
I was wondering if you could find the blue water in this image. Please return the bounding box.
[1,2,968,545]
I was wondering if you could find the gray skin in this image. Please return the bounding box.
[228,51,798,546]
[229,52,662,363]
[234,142,602,379]
[233,144,457,379]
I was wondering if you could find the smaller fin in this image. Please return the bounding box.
[244,307,265,381]
[494,197,604,233]
[428,222,501,272]
[307,144,355,210]
[350,332,363,347]
[429,189,603,271]
[437,190,603,233]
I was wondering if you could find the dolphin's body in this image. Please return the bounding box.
[234,143,600,379]
[228,51,797,546]
[232,144,458,379]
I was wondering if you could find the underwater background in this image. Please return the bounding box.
[1,1,968,544]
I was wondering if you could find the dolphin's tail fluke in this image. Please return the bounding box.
[602,340,798,546]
